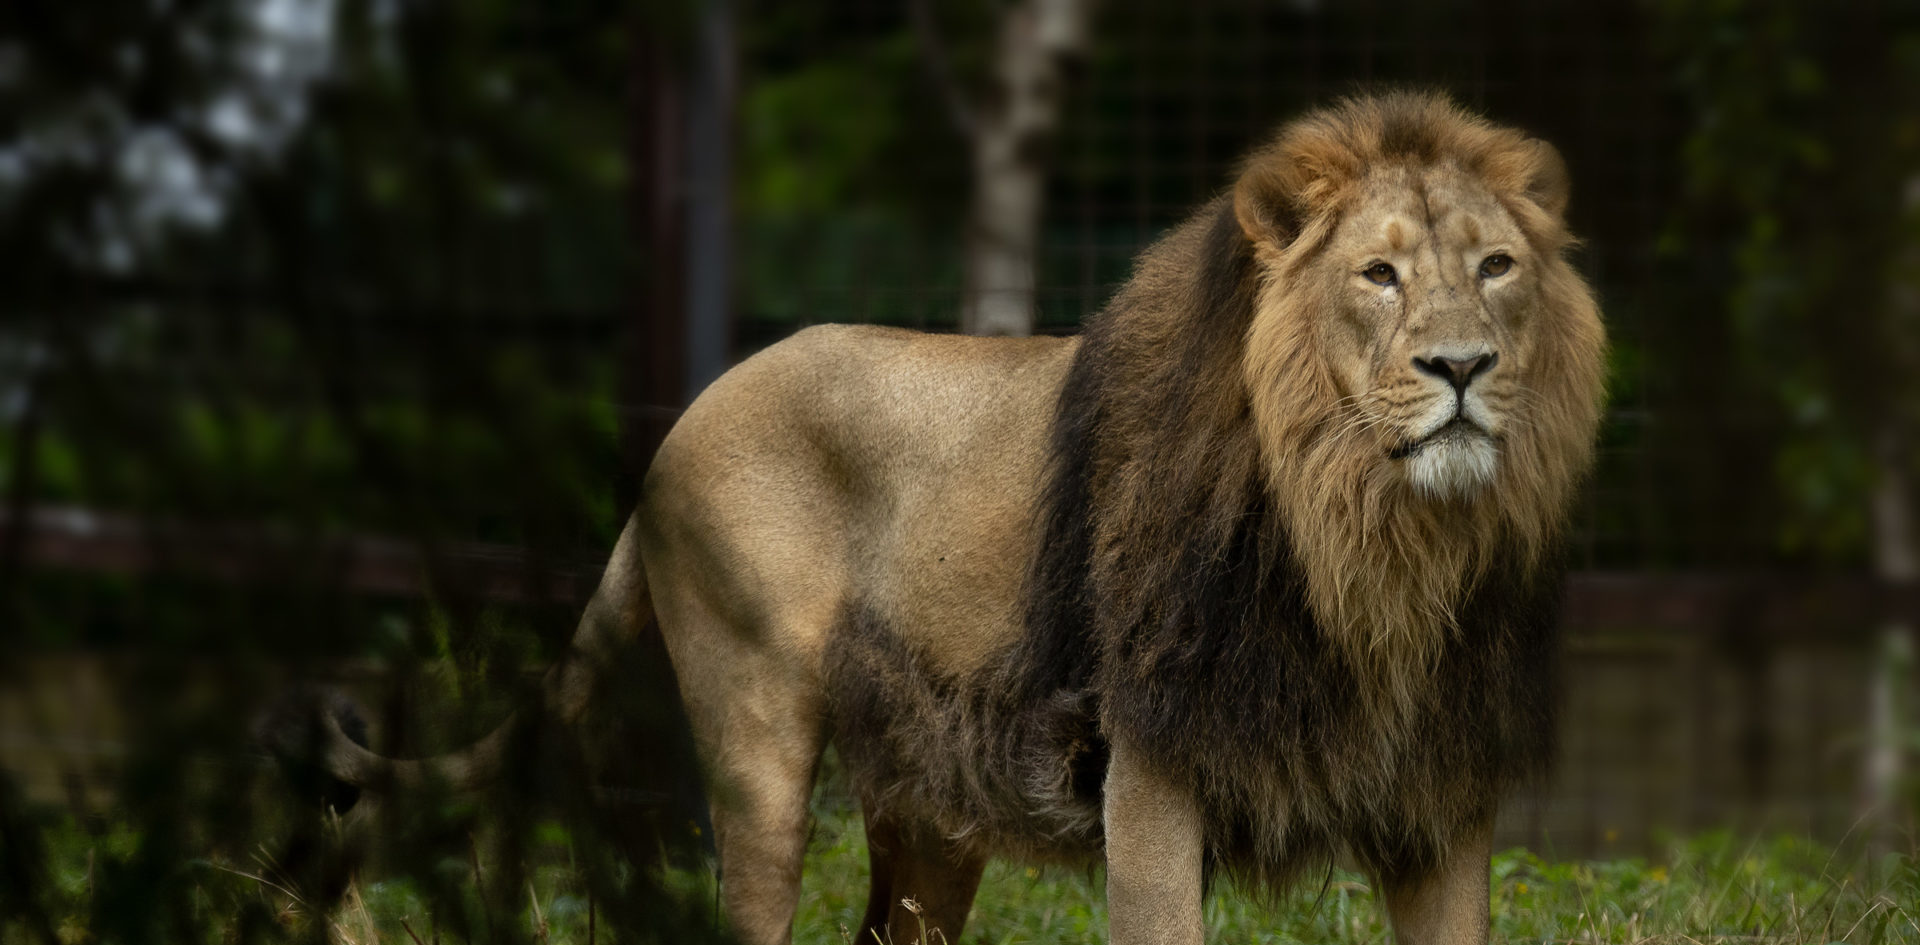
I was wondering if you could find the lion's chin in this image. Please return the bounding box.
[1400,422,1498,499]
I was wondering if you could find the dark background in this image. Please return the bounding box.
[3,0,1919,941]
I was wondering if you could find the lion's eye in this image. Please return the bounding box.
[1363,262,1398,286]
[1480,254,1513,278]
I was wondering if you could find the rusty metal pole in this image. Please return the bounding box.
[622,14,689,515]
[683,0,735,402]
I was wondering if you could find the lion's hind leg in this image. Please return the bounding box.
[661,593,832,945]
[697,687,827,945]
[857,813,987,945]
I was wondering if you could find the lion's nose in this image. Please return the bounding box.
[1412,352,1498,394]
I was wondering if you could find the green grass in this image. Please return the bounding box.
[787,799,1920,945]
[13,796,1920,944]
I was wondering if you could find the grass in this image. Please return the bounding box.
[13,793,1920,945]
[787,798,1920,945]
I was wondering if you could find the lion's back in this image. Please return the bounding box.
[641,324,1079,674]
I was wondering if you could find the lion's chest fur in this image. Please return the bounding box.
[825,535,1563,878]
[1092,531,1565,879]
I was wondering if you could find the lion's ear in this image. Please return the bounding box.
[1521,138,1570,220]
[1233,160,1300,247]
[1235,153,1330,248]
[1234,133,1358,248]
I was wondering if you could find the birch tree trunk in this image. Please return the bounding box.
[956,0,1091,337]
[1865,174,1920,860]
[1867,430,1915,860]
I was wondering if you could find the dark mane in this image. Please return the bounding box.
[834,93,1598,889]
[1013,195,1260,707]
[1012,191,1566,884]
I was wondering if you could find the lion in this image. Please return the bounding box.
[310,91,1606,945]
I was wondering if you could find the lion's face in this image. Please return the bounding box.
[1312,163,1540,499]
[1234,94,1602,526]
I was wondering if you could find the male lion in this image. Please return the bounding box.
[317,92,1606,945]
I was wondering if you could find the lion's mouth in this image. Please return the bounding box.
[1388,417,1486,460]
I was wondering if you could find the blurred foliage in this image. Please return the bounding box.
[740,33,929,217]
[0,0,713,942]
[731,3,970,340]
[1653,0,1920,562]
[1,0,632,545]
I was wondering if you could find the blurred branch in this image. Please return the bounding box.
[909,0,979,140]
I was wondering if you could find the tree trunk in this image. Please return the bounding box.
[1866,430,1915,861]
[958,0,1091,337]
[1865,173,1920,861]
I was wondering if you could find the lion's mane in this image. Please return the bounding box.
[831,93,1606,888]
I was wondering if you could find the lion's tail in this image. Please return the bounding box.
[310,516,656,793]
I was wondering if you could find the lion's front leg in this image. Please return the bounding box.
[1102,733,1204,945]
[1379,819,1493,945]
